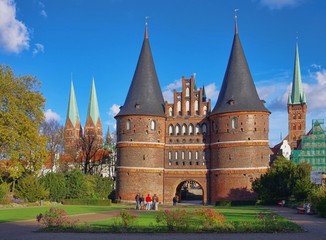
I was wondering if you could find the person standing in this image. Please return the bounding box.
[145,194,152,210]
[135,193,140,210]
[152,194,159,210]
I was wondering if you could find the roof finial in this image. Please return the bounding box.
[234,9,239,34]
[145,16,150,39]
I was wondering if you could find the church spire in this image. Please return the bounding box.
[116,21,165,117]
[86,78,100,125]
[211,14,269,114]
[66,80,80,127]
[288,40,306,105]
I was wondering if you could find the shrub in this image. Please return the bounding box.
[156,209,191,231]
[14,175,49,202]
[36,207,78,228]
[94,175,114,199]
[64,169,88,199]
[112,209,138,230]
[193,208,225,230]
[309,187,326,217]
[40,172,67,202]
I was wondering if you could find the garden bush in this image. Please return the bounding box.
[64,170,88,199]
[14,175,49,202]
[309,187,326,217]
[36,207,78,228]
[40,172,67,202]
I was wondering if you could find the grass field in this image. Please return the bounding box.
[0,204,124,223]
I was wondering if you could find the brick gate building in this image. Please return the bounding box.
[115,19,270,204]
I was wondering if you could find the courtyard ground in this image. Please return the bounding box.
[0,205,325,240]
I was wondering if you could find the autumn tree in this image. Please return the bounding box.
[41,119,64,172]
[0,65,47,185]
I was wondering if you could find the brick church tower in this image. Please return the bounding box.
[115,23,166,201]
[209,16,271,201]
[288,41,307,149]
[64,81,82,154]
[84,78,103,143]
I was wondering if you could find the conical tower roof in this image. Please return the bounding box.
[211,17,269,115]
[86,78,100,125]
[66,81,80,127]
[116,24,165,117]
[288,42,306,105]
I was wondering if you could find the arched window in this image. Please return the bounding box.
[203,106,207,115]
[182,124,187,135]
[195,151,199,160]
[169,107,173,116]
[186,101,190,112]
[189,124,194,135]
[298,124,302,130]
[176,124,180,135]
[177,101,181,112]
[182,151,185,160]
[175,151,178,160]
[186,87,190,97]
[168,125,174,135]
[293,124,296,130]
[189,151,192,160]
[168,151,172,160]
[202,123,207,134]
[195,100,199,111]
[231,117,238,129]
[150,120,156,130]
[126,119,131,130]
[196,124,200,134]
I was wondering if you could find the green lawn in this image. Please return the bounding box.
[0,204,125,223]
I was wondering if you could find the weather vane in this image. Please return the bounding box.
[234,8,239,18]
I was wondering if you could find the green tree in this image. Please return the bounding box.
[64,169,88,199]
[94,175,114,199]
[40,172,67,202]
[252,156,313,202]
[0,65,47,185]
[14,175,49,202]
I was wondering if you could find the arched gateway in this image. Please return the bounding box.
[175,180,204,204]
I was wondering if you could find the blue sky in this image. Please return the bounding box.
[1,0,326,146]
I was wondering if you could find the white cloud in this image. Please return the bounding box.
[163,78,182,103]
[258,0,303,9]
[40,9,47,18]
[204,83,219,102]
[0,0,30,53]
[109,104,121,117]
[305,69,326,110]
[44,109,61,122]
[38,1,47,18]
[32,43,44,56]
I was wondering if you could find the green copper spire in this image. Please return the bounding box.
[202,85,207,102]
[66,81,80,128]
[289,42,306,105]
[87,78,100,125]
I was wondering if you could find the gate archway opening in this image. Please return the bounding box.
[175,180,203,204]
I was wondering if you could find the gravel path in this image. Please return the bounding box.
[1,206,325,240]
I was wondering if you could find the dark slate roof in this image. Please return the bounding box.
[211,32,269,115]
[116,29,165,118]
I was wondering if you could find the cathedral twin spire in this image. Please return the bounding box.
[288,41,306,105]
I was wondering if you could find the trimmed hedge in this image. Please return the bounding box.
[62,199,112,206]
[216,200,257,206]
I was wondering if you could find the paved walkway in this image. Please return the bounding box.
[1,206,326,240]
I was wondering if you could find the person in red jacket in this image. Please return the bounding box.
[145,193,152,210]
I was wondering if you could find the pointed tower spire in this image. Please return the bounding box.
[86,78,100,125]
[211,14,269,114]
[116,22,165,117]
[145,16,149,39]
[288,41,306,105]
[66,81,80,127]
[202,85,207,102]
